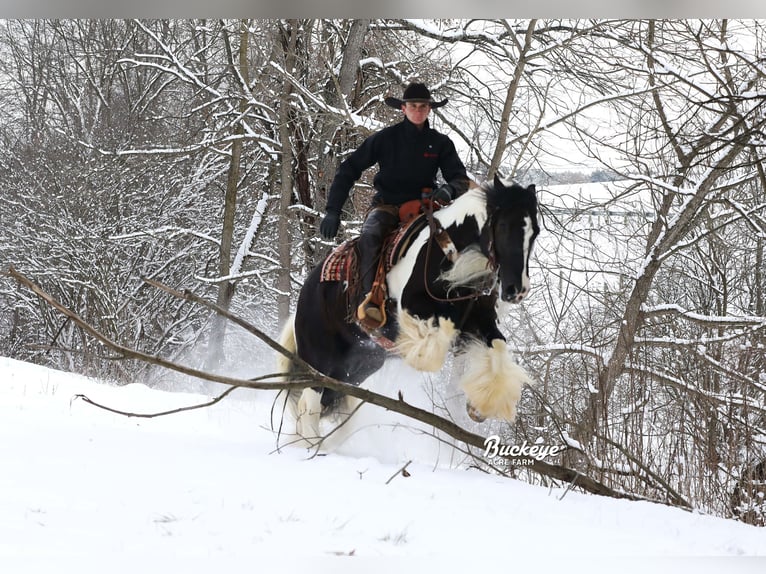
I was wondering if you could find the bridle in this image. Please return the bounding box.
[483,210,499,272]
[421,198,498,304]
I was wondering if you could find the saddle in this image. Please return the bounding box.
[319,199,435,326]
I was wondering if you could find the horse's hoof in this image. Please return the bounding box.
[466,402,487,423]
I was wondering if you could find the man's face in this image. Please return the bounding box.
[402,101,431,127]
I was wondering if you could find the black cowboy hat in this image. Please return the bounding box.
[384,82,448,109]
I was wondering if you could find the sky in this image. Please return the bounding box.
[1,355,764,572]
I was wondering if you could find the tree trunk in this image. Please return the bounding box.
[315,19,369,207]
[206,20,250,370]
[276,21,299,324]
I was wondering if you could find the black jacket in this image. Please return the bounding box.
[326,117,468,214]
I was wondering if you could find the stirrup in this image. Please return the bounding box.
[356,291,386,330]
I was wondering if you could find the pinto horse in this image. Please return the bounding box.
[276,175,539,444]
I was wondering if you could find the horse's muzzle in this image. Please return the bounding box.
[502,286,529,303]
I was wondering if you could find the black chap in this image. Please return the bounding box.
[357,206,399,294]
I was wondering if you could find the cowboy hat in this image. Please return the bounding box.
[384,82,448,109]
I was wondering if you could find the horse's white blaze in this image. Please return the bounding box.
[295,388,322,443]
[395,310,458,372]
[520,215,534,295]
[459,339,532,421]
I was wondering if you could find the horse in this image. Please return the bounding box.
[275,175,539,445]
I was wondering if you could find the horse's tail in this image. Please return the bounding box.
[275,313,297,379]
[273,313,322,447]
[273,314,301,426]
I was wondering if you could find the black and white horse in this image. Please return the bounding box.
[276,175,539,444]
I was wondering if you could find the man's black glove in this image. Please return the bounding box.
[429,184,455,204]
[319,211,341,239]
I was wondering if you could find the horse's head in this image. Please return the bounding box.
[483,175,539,303]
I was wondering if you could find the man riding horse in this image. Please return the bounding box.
[319,82,470,331]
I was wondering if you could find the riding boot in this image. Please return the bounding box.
[356,206,399,328]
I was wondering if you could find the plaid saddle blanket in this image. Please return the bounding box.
[320,239,359,284]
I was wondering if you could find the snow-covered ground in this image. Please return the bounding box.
[1,356,764,572]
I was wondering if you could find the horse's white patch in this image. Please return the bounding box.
[386,226,430,306]
[459,339,533,422]
[434,187,488,230]
[387,188,488,306]
[395,310,458,372]
[295,388,322,445]
[274,314,319,448]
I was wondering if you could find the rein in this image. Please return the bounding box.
[484,211,498,272]
[421,198,496,304]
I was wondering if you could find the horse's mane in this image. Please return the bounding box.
[436,178,537,233]
[482,178,538,213]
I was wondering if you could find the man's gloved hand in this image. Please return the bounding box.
[429,184,455,204]
[319,211,341,239]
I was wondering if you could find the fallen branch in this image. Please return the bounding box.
[8,266,677,505]
[72,385,243,418]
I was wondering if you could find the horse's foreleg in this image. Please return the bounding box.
[394,309,458,372]
[459,338,533,422]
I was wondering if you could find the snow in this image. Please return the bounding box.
[1,356,765,572]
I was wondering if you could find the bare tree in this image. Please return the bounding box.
[207,19,251,369]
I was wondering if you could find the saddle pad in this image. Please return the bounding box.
[320,239,358,284]
[385,213,429,269]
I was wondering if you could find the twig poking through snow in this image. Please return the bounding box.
[386,460,413,485]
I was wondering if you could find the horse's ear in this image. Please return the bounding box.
[493,173,505,190]
[528,184,536,194]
